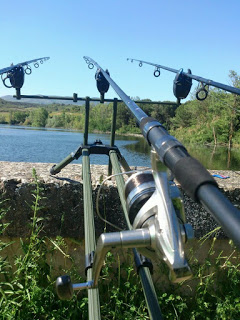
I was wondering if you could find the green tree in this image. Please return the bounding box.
[30,108,49,127]
[13,111,29,124]
[151,103,178,130]
[171,71,240,146]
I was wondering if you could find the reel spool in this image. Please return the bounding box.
[125,171,155,226]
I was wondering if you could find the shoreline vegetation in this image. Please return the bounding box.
[1,170,240,319]
[1,71,240,147]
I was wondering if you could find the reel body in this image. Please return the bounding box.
[125,170,193,282]
[56,168,194,300]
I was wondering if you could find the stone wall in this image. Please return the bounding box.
[0,161,239,240]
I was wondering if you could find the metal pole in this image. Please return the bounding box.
[50,153,76,175]
[110,98,118,147]
[15,93,177,105]
[82,149,101,320]
[109,151,131,228]
[84,97,90,145]
[134,248,164,320]
[108,98,118,176]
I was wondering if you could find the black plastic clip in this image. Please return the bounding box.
[85,251,95,276]
[134,251,153,275]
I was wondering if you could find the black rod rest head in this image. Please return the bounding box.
[95,69,110,103]
[56,275,73,300]
[173,69,192,100]
[10,66,25,89]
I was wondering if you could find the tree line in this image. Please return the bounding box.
[0,71,239,146]
[171,71,240,146]
[0,101,178,133]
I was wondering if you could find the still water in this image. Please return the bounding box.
[0,125,239,170]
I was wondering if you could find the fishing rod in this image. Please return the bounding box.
[0,57,50,98]
[127,58,240,101]
[83,56,240,249]
[54,57,240,319]
[57,56,240,302]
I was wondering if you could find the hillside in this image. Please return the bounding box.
[0,97,43,111]
[1,95,94,107]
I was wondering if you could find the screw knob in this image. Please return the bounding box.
[56,275,73,300]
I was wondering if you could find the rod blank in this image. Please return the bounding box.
[127,58,240,96]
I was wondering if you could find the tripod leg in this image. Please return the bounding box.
[50,152,76,175]
[119,155,132,174]
[82,149,101,319]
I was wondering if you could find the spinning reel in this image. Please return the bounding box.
[56,151,194,300]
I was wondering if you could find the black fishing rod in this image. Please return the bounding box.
[83,56,240,249]
[0,57,50,98]
[0,57,50,76]
[127,58,240,101]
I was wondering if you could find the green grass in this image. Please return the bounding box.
[0,170,240,319]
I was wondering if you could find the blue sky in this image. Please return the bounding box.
[0,0,239,102]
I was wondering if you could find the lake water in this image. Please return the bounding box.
[0,124,239,170]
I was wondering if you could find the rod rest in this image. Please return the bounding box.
[78,140,122,157]
[50,140,122,175]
